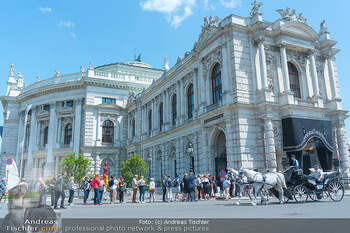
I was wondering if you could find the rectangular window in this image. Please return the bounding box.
[102,98,116,104]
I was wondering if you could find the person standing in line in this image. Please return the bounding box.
[132,175,139,203]
[83,176,91,205]
[161,175,167,202]
[54,171,67,209]
[49,175,57,206]
[138,176,146,203]
[186,172,197,202]
[182,173,189,202]
[68,177,76,206]
[18,178,29,208]
[37,176,47,207]
[119,177,125,203]
[212,176,218,199]
[149,178,155,203]
[109,176,118,204]
[223,175,231,201]
[208,174,213,199]
[202,174,210,201]
[165,174,173,202]
[174,174,181,201]
[91,174,102,205]
[98,175,105,202]
[0,178,6,204]
[196,174,202,201]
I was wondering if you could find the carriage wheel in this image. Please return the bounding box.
[293,185,308,203]
[328,180,344,202]
[283,195,290,203]
[309,190,318,201]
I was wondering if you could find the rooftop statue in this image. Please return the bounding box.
[55,70,60,77]
[201,16,221,33]
[276,7,307,23]
[163,55,169,71]
[319,20,329,35]
[36,75,40,82]
[80,65,84,72]
[250,1,263,16]
[9,62,14,76]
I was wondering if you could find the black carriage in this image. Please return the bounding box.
[283,168,344,203]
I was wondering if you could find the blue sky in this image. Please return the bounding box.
[1,0,350,144]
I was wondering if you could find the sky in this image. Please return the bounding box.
[0,0,350,146]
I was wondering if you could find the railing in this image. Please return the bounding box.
[23,72,84,93]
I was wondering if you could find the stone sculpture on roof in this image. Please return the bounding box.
[276,7,307,23]
[250,1,263,16]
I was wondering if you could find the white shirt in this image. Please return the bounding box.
[110,179,118,189]
[132,178,138,189]
[149,181,155,190]
[311,169,323,180]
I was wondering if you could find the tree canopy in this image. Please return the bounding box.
[121,154,148,187]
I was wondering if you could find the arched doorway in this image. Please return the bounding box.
[212,131,227,180]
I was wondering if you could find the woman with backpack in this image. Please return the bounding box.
[91,174,102,205]
[109,176,118,204]
[83,176,91,205]
[165,174,173,202]
[174,174,181,201]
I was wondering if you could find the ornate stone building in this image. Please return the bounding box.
[1,5,349,185]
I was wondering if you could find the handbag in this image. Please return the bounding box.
[149,188,155,192]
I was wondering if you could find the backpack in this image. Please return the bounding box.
[166,178,173,187]
[108,180,114,188]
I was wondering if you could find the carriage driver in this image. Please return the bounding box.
[310,165,324,183]
[289,155,300,170]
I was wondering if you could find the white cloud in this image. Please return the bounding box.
[39,7,52,13]
[70,33,76,38]
[203,0,215,10]
[58,21,75,27]
[140,0,196,28]
[220,0,241,8]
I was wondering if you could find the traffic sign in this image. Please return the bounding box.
[6,158,13,165]
[219,170,226,178]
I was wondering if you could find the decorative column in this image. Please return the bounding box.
[15,114,24,165]
[255,33,268,89]
[176,81,181,125]
[73,98,82,157]
[326,55,339,99]
[152,99,156,134]
[309,49,320,97]
[193,69,199,117]
[279,43,290,92]
[221,42,230,104]
[24,106,37,180]
[45,102,57,178]
[201,129,210,173]
[56,117,62,147]
[198,62,206,114]
[264,118,277,172]
[54,156,59,175]
[336,125,350,173]
[225,123,235,169]
[180,79,185,124]
[163,91,167,131]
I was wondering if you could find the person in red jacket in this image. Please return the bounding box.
[91,174,102,205]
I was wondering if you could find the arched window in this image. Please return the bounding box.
[212,63,222,103]
[131,118,135,137]
[43,126,49,146]
[187,84,194,119]
[64,124,72,145]
[159,103,163,131]
[288,62,301,98]
[102,120,114,143]
[148,110,152,136]
[172,95,177,126]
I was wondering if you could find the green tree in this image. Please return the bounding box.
[59,153,91,188]
[121,154,148,188]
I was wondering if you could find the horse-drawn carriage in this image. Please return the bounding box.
[283,168,344,203]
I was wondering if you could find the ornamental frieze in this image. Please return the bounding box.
[100,113,119,125]
[286,50,307,70]
[202,49,223,80]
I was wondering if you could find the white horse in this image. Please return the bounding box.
[227,168,255,206]
[239,168,288,205]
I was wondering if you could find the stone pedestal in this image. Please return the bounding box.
[279,91,294,105]
[257,88,273,103]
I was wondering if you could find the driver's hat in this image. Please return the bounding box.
[313,164,319,168]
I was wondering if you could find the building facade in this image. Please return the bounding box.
[1,6,350,185]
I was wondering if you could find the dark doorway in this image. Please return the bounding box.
[215,150,227,181]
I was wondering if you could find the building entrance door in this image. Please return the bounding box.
[215,150,227,181]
